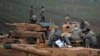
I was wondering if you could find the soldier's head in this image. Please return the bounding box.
[80,18,84,22]
[86,28,90,32]
[42,5,44,8]
[66,14,69,16]
[66,26,70,29]
[30,5,33,9]
[32,15,37,19]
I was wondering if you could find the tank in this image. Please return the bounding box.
[0,21,99,56]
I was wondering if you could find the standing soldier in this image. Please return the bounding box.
[40,6,46,22]
[80,19,89,30]
[29,5,34,23]
[65,15,70,24]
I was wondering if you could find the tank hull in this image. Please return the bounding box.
[3,44,100,56]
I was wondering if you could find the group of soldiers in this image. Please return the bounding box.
[29,5,46,24]
[29,5,97,48]
[48,16,97,48]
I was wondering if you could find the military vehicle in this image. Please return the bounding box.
[0,20,99,56]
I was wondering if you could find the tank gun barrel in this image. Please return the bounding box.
[3,44,50,56]
[5,23,17,26]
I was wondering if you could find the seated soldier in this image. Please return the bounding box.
[80,19,89,31]
[71,25,82,41]
[61,32,72,47]
[82,28,97,47]
[48,25,72,48]
[30,15,37,24]
[48,26,62,47]
[70,25,83,46]
[61,24,72,47]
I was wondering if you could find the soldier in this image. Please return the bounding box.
[82,28,97,47]
[29,5,33,22]
[48,26,62,47]
[30,15,37,24]
[48,26,72,47]
[40,6,46,22]
[65,15,70,24]
[71,25,82,41]
[80,19,89,31]
[61,32,72,47]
